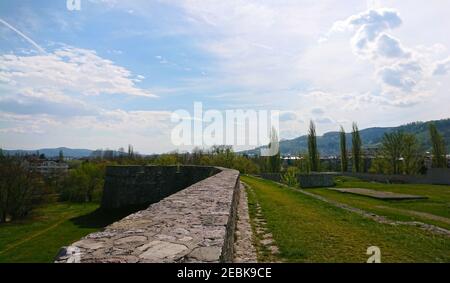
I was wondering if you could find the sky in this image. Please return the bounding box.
[0,0,450,154]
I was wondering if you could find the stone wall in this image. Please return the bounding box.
[259,172,336,188]
[343,168,450,185]
[259,173,282,182]
[298,173,336,188]
[55,166,240,263]
[101,165,221,209]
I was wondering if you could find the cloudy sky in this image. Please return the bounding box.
[1,0,450,153]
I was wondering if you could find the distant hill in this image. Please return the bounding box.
[2,119,449,158]
[3,147,93,158]
[243,119,450,156]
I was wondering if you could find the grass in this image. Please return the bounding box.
[0,202,136,263]
[308,176,450,230]
[241,175,450,263]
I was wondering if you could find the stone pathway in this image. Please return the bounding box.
[233,182,257,263]
[242,183,282,262]
[328,188,427,200]
[375,205,450,225]
[55,169,241,263]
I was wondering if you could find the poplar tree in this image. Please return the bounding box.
[351,122,363,173]
[340,126,348,172]
[308,121,320,172]
[429,124,447,168]
[268,128,281,173]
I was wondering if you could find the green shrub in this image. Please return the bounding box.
[281,167,299,187]
[59,162,105,203]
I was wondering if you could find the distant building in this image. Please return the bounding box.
[281,155,302,166]
[27,160,69,176]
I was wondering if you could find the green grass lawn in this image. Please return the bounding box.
[308,176,450,230]
[0,202,134,263]
[241,175,450,263]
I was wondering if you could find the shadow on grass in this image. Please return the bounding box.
[70,205,149,229]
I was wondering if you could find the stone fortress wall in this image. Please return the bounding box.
[55,165,240,263]
[101,165,221,209]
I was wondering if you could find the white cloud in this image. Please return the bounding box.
[279,111,297,122]
[311,108,325,116]
[323,7,445,104]
[0,109,175,152]
[376,34,410,59]
[0,45,166,151]
[2,1,450,151]
[0,88,96,117]
[377,60,422,91]
[0,111,60,134]
[433,57,450,76]
[325,8,412,63]
[171,0,339,91]
[0,46,156,98]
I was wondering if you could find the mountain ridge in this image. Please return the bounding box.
[243,118,450,156]
[2,147,93,158]
[2,119,449,158]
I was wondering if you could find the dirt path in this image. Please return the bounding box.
[376,205,450,225]
[0,213,72,255]
[233,182,257,263]
[240,182,282,263]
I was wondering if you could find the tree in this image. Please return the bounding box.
[59,149,64,162]
[154,154,178,166]
[351,122,363,173]
[401,133,422,175]
[339,126,348,172]
[191,147,204,165]
[0,157,43,223]
[429,123,447,168]
[268,128,281,173]
[60,162,105,202]
[308,121,320,172]
[381,132,403,174]
[369,155,389,174]
[297,154,310,173]
[380,132,422,175]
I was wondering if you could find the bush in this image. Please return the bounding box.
[0,157,44,223]
[281,167,299,187]
[59,162,105,203]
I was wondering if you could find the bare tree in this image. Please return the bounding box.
[0,157,42,223]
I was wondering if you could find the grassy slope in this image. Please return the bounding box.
[241,175,450,263]
[0,202,137,263]
[309,177,450,230]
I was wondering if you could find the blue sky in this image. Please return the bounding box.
[1,0,450,153]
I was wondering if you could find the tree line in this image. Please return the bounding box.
[305,121,448,175]
[0,122,447,223]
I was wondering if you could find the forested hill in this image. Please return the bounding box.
[243,119,450,156]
